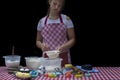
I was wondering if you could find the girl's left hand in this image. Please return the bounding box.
[56,46,65,53]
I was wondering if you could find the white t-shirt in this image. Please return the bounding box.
[37,14,74,31]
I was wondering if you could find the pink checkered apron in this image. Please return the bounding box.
[41,15,71,67]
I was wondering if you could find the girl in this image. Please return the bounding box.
[36,0,75,67]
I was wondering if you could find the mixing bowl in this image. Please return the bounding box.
[25,57,43,70]
[3,55,21,68]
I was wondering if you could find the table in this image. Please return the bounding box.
[0,66,120,80]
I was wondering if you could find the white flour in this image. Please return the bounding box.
[5,60,20,68]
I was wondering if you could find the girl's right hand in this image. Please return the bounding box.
[41,43,49,51]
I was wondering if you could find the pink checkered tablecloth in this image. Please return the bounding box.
[0,66,120,80]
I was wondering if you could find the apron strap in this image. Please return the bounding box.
[59,14,63,23]
[44,14,63,26]
[44,16,49,26]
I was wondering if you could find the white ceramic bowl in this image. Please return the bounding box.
[25,57,43,70]
[45,50,60,59]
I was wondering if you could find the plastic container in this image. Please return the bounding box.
[41,58,63,72]
[3,55,21,68]
[25,57,43,70]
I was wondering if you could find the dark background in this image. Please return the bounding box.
[0,0,119,66]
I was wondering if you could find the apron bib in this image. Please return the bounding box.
[41,15,71,67]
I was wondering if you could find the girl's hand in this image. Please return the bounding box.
[56,46,65,53]
[41,43,49,51]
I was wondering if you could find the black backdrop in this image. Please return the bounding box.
[0,0,119,66]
